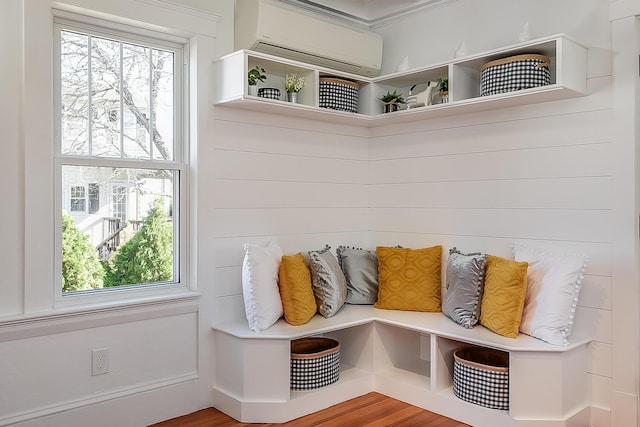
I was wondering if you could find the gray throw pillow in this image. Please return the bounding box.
[336,246,378,305]
[443,247,487,328]
[308,245,348,318]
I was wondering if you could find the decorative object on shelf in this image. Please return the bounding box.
[480,54,551,96]
[290,337,340,391]
[518,21,536,42]
[395,55,410,72]
[285,73,305,103]
[257,87,281,100]
[319,77,359,113]
[454,40,468,58]
[453,347,510,410]
[247,65,267,96]
[437,78,449,103]
[406,81,438,109]
[378,90,405,113]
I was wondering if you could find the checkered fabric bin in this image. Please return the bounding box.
[290,337,340,391]
[453,347,509,410]
[257,87,281,100]
[480,54,551,96]
[319,77,359,113]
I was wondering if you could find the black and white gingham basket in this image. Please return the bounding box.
[257,87,281,100]
[480,54,551,96]
[453,347,509,410]
[290,337,340,391]
[319,77,359,113]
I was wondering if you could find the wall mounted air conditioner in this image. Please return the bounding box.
[235,0,383,77]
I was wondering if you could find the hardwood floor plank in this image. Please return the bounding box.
[150,393,469,427]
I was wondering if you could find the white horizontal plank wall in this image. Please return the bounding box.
[369,78,613,425]
[209,108,371,325]
[371,2,615,424]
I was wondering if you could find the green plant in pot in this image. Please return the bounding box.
[378,90,405,113]
[437,78,449,103]
[247,66,267,96]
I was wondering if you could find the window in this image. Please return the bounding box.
[70,185,86,212]
[88,183,100,214]
[55,18,186,297]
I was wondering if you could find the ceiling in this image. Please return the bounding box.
[279,0,458,27]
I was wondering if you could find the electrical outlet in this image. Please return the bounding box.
[92,348,109,376]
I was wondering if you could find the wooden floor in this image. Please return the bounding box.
[151,392,470,426]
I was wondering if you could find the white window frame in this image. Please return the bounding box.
[53,15,189,306]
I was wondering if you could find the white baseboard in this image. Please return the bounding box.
[2,372,199,426]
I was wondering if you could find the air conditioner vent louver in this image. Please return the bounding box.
[254,42,363,74]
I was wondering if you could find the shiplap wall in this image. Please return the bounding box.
[209,108,371,324]
[368,77,614,419]
[210,81,614,425]
[209,3,615,424]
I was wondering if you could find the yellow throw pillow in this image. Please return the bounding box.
[278,253,317,326]
[374,245,442,312]
[480,255,529,338]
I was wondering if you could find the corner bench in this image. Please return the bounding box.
[212,305,591,427]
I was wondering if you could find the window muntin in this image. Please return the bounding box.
[55,20,185,298]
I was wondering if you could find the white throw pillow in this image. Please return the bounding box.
[242,238,284,332]
[514,243,588,346]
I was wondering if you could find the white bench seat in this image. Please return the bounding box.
[212,305,591,427]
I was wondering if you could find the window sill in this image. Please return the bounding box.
[0,291,200,342]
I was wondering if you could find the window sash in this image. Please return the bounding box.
[53,16,188,305]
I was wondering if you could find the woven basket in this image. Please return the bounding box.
[480,54,551,96]
[453,347,509,410]
[319,77,359,113]
[290,337,340,391]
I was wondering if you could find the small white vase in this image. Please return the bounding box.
[287,92,298,103]
[248,85,258,96]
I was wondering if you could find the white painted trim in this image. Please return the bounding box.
[0,292,199,342]
[134,0,220,23]
[610,0,640,21]
[0,371,199,426]
[51,0,219,38]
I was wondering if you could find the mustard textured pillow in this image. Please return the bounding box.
[278,253,317,326]
[374,246,442,312]
[480,255,529,338]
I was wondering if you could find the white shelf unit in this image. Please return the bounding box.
[212,34,587,127]
[212,305,591,426]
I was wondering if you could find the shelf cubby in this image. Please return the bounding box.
[212,34,587,127]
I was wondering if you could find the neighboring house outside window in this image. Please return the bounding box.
[55,17,186,297]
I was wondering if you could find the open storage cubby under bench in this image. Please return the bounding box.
[212,305,591,427]
[211,34,587,127]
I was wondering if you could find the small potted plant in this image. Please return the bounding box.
[247,66,267,96]
[284,73,305,103]
[378,90,405,113]
[437,78,449,103]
